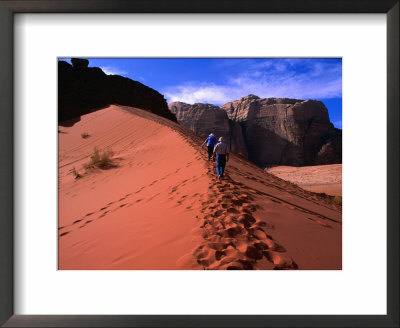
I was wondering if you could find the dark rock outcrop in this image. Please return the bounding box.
[169,102,248,156]
[221,95,342,167]
[58,58,176,123]
[70,58,89,70]
[316,134,342,165]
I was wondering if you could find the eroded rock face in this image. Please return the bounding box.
[58,58,176,123]
[169,102,248,156]
[169,96,341,166]
[221,95,342,167]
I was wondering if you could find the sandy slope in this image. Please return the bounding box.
[266,165,342,196]
[59,105,342,270]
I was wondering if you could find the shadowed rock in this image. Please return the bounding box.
[71,58,89,70]
[58,58,176,124]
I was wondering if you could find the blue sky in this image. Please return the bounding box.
[60,58,342,129]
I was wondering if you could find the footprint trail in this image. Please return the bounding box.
[178,157,298,270]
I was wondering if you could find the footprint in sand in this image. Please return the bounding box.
[242,204,259,212]
[226,207,240,214]
[231,198,246,206]
[263,251,298,270]
[212,209,224,218]
[238,213,256,228]
[98,211,109,218]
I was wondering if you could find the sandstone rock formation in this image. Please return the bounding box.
[169,102,248,156]
[221,95,342,167]
[58,58,176,123]
[168,95,341,167]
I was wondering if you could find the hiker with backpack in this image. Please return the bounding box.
[212,137,229,180]
[201,133,217,161]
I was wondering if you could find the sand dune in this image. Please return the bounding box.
[59,105,342,270]
[266,165,342,196]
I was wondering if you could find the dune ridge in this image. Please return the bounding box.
[59,105,341,270]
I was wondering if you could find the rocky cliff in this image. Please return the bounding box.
[168,95,341,167]
[169,102,248,156]
[58,58,176,123]
[221,95,342,167]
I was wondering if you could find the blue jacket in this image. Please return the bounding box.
[205,135,217,147]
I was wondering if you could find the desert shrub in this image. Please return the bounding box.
[315,192,342,207]
[81,132,90,139]
[331,196,342,206]
[69,166,81,179]
[84,147,114,170]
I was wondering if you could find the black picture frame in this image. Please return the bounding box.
[0,1,398,327]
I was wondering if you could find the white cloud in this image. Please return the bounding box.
[100,66,128,76]
[164,59,341,105]
[166,84,232,104]
[164,75,341,105]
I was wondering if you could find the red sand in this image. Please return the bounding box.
[59,105,342,270]
[266,165,342,196]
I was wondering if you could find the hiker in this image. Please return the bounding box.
[212,137,229,180]
[201,133,217,161]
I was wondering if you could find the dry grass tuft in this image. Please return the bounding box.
[316,192,342,207]
[331,195,342,206]
[83,147,114,170]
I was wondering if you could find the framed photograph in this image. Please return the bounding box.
[1,0,398,327]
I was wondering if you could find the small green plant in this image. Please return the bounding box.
[69,166,81,179]
[84,147,114,170]
[81,132,90,139]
